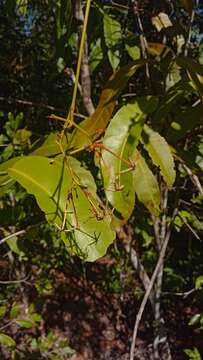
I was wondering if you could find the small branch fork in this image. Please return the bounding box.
[129,206,178,360]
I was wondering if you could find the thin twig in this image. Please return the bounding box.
[130,209,178,360]
[184,0,199,56]
[0,230,26,246]
[0,277,30,285]
[162,288,198,298]
[153,187,172,360]
[0,96,86,119]
[183,164,203,197]
[133,1,150,82]
[0,321,15,332]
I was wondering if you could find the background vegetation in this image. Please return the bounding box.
[0,0,203,359]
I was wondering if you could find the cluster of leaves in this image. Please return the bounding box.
[0,0,203,358]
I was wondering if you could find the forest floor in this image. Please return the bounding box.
[0,254,202,360]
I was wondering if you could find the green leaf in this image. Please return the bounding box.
[6,236,25,257]
[31,132,68,157]
[142,125,176,188]
[8,156,115,262]
[195,275,203,289]
[16,319,34,328]
[89,38,103,72]
[132,150,161,215]
[69,60,146,151]
[0,157,22,197]
[188,314,201,326]
[176,57,203,99]
[0,306,6,318]
[125,35,140,60]
[167,103,202,144]
[10,303,20,319]
[103,14,122,70]
[0,333,16,348]
[16,0,28,16]
[101,97,157,220]
[184,347,201,360]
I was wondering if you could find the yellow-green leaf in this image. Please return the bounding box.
[133,150,160,215]
[142,125,176,188]
[8,156,115,262]
[0,333,16,348]
[69,60,146,151]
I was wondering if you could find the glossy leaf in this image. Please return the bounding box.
[142,125,176,188]
[132,150,160,215]
[8,156,115,262]
[69,60,146,150]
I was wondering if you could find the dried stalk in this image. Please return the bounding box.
[74,0,95,116]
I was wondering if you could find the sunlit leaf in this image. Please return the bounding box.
[69,60,146,150]
[8,156,115,262]
[152,12,172,32]
[195,275,203,289]
[142,125,176,188]
[16,319,34,328]
[0,157,22,196]
[147,42,167,56]
[31,132,68,157]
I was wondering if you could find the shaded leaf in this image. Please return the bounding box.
[89,38,103,72]
[181,0,194,15]
[101,97,158,220]
[103,14,122,70]
[0,306,6,318]
[176,57,203,99]
[0,333,16,348]
[142,125,176,188]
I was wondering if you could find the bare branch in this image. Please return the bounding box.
[129,208,178,360]
[183,164,203,197]
[0,96,86,119]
